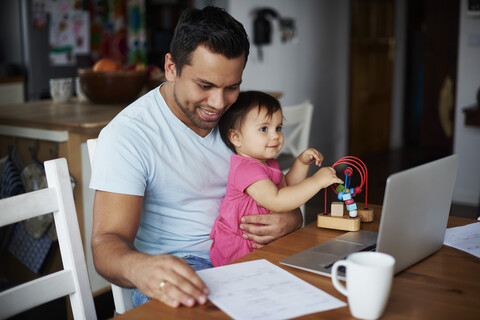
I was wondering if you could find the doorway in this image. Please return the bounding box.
[404,0,459,160]
[349,0,459,163]
[348,0,395,157]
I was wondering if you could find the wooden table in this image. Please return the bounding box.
[0,99,123,239]
[114,204,480,319]
[0,99,124,293]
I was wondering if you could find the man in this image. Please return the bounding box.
[90,6,302,309]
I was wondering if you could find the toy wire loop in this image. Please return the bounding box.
[323,156,369,214]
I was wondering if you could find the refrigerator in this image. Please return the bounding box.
[0,0,90,101]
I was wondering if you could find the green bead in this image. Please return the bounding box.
[336,184,345,193]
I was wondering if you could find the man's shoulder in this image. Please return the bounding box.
[105,89,166,134]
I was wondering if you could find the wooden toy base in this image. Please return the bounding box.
[317,213,361,231]
[357,207,374,222]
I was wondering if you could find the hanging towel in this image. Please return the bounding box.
[7,222,54,274]
[0,154,26,250]
[21,159,54,240]
[1,153,54,274]
[0,154,25,199]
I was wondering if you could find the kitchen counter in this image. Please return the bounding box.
[0,98,125,294]
[0,98,124,132]
[0,99,125,228]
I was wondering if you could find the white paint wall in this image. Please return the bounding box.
[453,0,480,206]
[227,0,351,163]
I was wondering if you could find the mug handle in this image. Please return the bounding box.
[331,260,348,296]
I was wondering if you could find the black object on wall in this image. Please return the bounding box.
[252,7,297,61]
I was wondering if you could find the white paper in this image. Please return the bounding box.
[197,259,346,320]
[444,222,480,258]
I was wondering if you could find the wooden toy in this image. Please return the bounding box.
[317,156,374,231]
[331,202,345,216]
[357,207,374,222]
[317,214,361,231]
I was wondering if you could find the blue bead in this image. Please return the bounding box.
[342,193,352,201]
[338,191,344,201]
[346,203,357,211]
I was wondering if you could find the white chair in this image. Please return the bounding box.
[276,100,314,170]
[276,100,314,224]
[0,158,97,320]
[87,138,134,315]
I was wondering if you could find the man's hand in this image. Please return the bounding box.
[92,191,209,308]
[239,209,303,249]
[131,254,209,308]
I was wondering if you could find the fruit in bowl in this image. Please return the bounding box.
[78,60,147,105]
[92,58,123,72]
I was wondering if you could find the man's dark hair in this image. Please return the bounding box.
[219,91,282,153]
[170,6,250,76]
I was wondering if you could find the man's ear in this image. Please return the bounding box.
[164,53,177,81]
[229,129,241,148]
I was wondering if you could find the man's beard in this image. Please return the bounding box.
[173,90,221,131]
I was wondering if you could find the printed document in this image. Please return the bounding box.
[197,259,346,320]
[444,222,480,258]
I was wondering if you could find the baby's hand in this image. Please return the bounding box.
[313,167,344,189]
[298,148,324,166]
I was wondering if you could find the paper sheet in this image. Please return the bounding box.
[443,222,480,258]
[197,259,346,320]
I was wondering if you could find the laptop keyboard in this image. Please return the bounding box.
[324,244,377,270]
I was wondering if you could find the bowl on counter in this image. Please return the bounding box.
[77,68,148,105]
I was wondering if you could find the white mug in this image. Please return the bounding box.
[49,78,72,103]
[331,251,395,320]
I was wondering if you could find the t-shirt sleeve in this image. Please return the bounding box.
[89,119,148,196]
[233,160,271,192]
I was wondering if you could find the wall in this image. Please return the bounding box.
[453,0,480,206]
[226,0,351,163]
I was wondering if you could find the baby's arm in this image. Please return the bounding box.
[285,148,324,186]
[247,167,343,212]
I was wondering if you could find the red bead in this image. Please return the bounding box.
[344,167,353,177]
[345,198,354,205]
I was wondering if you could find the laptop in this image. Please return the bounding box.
[280,154,459,279]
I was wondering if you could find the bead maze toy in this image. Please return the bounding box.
[317,156,374,231]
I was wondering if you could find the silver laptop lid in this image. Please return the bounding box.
[376,154,458,273]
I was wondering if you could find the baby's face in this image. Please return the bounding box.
[234,106,284,162]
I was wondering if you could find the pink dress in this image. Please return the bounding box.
[209,154,283,266]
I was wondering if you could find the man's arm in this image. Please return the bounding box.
[91,190,208,308]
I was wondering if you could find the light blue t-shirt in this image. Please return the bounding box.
[90,86,232,260]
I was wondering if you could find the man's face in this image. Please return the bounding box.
[165,46,245,137]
